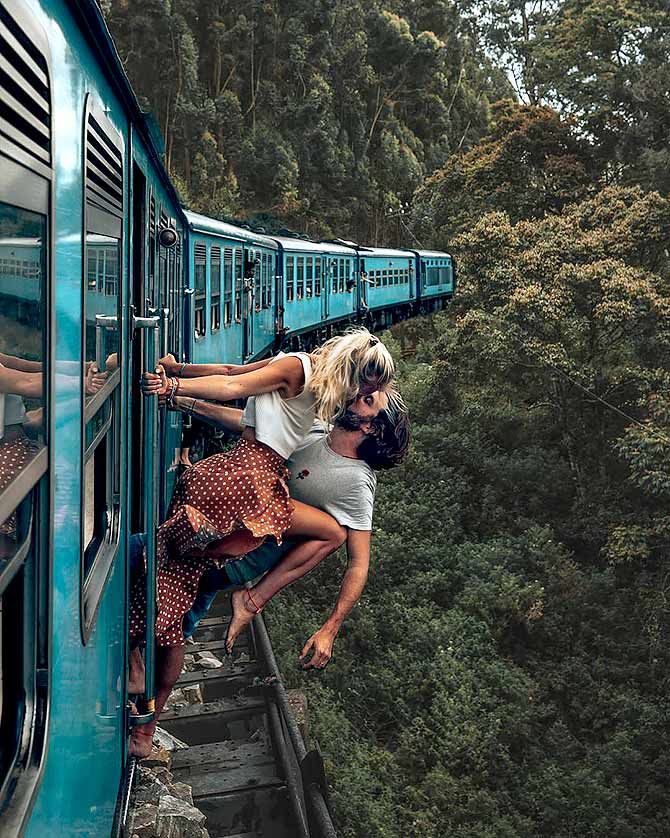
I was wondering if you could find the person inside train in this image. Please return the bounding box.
[130,328,396,756]
[0,355,104,555]
[128,386,409,691]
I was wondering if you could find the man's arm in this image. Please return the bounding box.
[299,529,371,670]
[169,396,244,433]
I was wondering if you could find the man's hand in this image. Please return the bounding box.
[299,626,337,670]
[158,353,178,375]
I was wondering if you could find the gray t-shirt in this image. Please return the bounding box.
[286,423,376,530]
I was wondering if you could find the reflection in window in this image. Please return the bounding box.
[85,233,119,376]
[286,256,294,303]
[0,202,46,556]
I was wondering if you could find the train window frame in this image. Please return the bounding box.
[80,94,124,644]
[210,245,221,333]
[286,255,294,303]
[193,241,206,340]
[223,247,233,326]
[296,256,304,301]
[234,248,242,322]
[331,259,338,294]
[314,258,321,296]
[0,0,52,827]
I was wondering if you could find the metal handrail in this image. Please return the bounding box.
[253,612,338,838]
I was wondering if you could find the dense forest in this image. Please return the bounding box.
[105,1,670,835]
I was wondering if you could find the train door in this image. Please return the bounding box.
[275,250,284,337]
[242,248,256,360]
[321,256,329,322]
[408,256,416,300]
[359,256,369,311]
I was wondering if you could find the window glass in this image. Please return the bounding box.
[286,256,294,302]
[315,259,321,296]
[0,203,46,558]
[339,259,346,293]
[332,259,338,293]
[305,257,313,298]
[223,247,233,325]
[234,249,242,321]
[297,257,304,300]
[194,242,206,337]
[211,246,221,332]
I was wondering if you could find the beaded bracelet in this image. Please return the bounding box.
[186,398,197,416]
[178,361,189,377]
[166,376,178,405]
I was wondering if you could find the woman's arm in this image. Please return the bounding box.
[159,353,271,378]
[0,365,42,398]
[0,353,42,372]
[143,356,304,403]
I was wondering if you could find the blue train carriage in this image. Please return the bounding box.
[185,212,279,365]
[415,249,455,311]
[273,236,358,346]
[0,0,186,834]
[357,246,417,329]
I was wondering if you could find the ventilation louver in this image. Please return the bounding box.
[85,105,123,220]
[0,0,51,178]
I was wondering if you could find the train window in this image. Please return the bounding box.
[211,246,221,332]
[296,257,304,300]
[314,259,321,296]
[305,257,313,298]
[331,259,338,293]
[0,0,52,822]
[439,265,450,285]
[81,96,123,642]
[234,249,242,321]
[339,259,346,293]
[261,253,270,308]
[223,248,233,325]
[194,242,206,338]
[286,256,294,302]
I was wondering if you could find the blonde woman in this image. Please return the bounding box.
[129,328,394,755]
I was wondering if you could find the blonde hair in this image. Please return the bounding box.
[309,327,395,422]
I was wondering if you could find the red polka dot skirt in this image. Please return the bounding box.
[130,438,294,647]
[0,433,40,540]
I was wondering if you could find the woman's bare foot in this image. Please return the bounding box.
[128,646,146,694]
[225,589,261,654]
[129,724,155,759]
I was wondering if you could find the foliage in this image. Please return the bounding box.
[266,184,670,836]
[106,0,509,241]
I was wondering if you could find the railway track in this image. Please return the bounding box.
[154,594,336,838]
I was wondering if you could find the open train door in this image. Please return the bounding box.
[242,249,257,360]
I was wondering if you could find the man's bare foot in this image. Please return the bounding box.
[128,646,145,694]
[128,725,154,759]
[225,589,261,654]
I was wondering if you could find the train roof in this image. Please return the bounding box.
[416,249,452,259]
[271,236,357,255]
[185,212,279,250]
[69,1,184,220]
[358,246,416,259]
[0,238,41,247]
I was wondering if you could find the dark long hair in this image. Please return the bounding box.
[358,407,411,470]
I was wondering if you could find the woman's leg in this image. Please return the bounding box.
[129,644,186,758]
[226,501,346,653]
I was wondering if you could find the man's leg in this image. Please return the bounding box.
[182,542,294,637]
[226,501,346,652]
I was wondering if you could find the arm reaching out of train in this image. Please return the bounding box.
[142,355,304,403]
[168,397,244,434]
[158,353,271,378]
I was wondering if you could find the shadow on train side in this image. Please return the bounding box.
[0,0,452,835]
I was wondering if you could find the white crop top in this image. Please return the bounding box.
[241,352,315,460]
